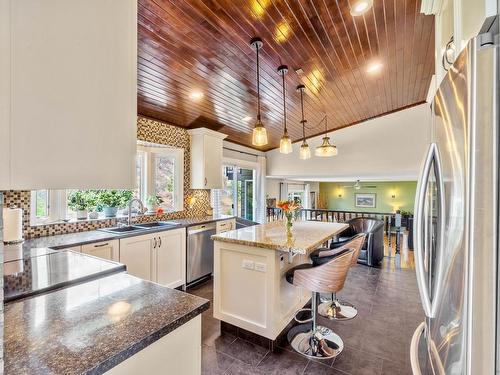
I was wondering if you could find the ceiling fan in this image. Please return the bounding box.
[342,180,377,190]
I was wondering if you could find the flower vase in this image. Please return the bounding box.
[284,212,294,233]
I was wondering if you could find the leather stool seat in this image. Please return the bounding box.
[285,263,314,284]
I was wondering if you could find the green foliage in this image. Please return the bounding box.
[67,190,88,211]
[146,195,163,206]
[97,190,133,208]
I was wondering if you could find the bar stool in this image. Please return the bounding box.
[309,233,366,320]
[285,249,354,360]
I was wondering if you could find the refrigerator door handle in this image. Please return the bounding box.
[414,143,445,318]
[410,322,425,375]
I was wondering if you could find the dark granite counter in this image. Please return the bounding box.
[4,250,125,303]
[4,272,210,375]
[5,215,236,253]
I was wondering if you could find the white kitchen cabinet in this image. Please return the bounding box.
[154,228,186,289]
[0,0,137,190]
[119,228,186,287]
[216,219,236,233]
[188,128,227,189]
[81,240,119,262]
[119,235,153,281]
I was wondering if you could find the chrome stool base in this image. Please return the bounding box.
[288,323,343,360]
[318,300,358,321]
[294,308,313,324]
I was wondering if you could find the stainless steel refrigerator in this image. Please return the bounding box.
[410,33,499,374]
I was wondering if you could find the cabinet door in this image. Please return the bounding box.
[2,0,137,189]
[81,240,119,261]
[119,235,153,281]
[203,136,223,189]
[154,228,186,288]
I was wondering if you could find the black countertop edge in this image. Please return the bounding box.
[86,300,210,375]
[4,262,127,304]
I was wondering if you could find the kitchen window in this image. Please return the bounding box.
[29,144,184,225]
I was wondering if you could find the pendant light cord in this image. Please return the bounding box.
[281,69,287,134]
[299,88,306,141]
[256,46,261,121]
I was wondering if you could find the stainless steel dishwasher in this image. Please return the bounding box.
[186,222,217,286]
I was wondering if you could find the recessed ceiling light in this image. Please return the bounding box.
[350,0,373,16]
[366,61,383,74]
[189,90,204,100]
[242,116,252,122]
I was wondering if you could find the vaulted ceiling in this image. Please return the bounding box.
[137,0,435,151]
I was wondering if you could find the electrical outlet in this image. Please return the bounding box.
[242,260,254,270]
[255,262,267,273]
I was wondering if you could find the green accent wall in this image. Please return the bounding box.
[319,181,417,214]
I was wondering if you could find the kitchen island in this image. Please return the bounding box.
[211,220,347,340]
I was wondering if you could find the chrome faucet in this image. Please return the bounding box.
[128,198,145,226]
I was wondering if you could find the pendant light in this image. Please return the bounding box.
[297,84,310,160]
[250,37,268,146]
[278,65,292,154]
[315,115,338,157]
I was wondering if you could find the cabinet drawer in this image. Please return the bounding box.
[81,239,119,261]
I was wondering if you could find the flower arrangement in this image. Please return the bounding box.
[277,199,302,232]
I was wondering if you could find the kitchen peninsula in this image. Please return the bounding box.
[211,220,347,340]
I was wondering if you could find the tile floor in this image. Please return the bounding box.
[189,240,422,375]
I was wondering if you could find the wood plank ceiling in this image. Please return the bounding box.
[137,0,435,151]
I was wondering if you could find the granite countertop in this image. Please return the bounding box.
[5,215,236,253]
[4,250,126,303]
[4,272,210,375]
[212,220,348,254]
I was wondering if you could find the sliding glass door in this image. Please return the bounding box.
[218,165,255,221]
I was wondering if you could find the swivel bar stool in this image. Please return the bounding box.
[285,249,354,360]
[309,233,366,320]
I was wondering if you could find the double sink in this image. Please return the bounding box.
[98,221,181,235]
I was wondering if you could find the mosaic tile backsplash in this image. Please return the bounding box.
[1,117,211,239]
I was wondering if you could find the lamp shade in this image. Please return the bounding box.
[315,135,338,157]
[252,120,268,146]
[279,133,292,154]
[299,141,311,160]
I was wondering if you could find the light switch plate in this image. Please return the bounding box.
[242,259,254,270]
[255,262,267,273]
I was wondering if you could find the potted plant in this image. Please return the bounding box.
[67,190,88,220]
[98,190,127,217]
[146,195,163,213]
[85,190,100,219]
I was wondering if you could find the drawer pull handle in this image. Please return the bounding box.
[158,237,162,247]
[153,238,157,249]
[94,243,109,248]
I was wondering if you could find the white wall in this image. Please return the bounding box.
[266,104,432,181]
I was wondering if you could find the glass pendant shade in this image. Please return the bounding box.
[299,141,311,160]
[279,132,292,154]
[315,135,338,157]
[252,119,268,146]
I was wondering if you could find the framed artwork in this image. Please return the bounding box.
[310,191,316,209]
[355,193,376,208]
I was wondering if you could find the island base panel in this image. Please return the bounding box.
[213,241,309,340]
[105,315,201,375]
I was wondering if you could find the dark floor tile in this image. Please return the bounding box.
[304,361,349,375]
[332,347,383,375]
[216,338,269,366]
[225,360,268,375]
[255,348,309,375]
[201,345,236,375]
[381,359,412,375]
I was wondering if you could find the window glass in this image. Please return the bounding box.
[153,154,176,211]
[135,152,144,200]
[35,190,49,217]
